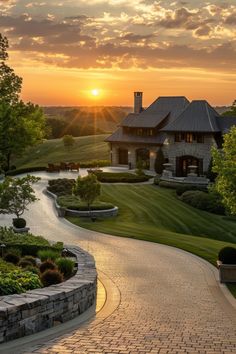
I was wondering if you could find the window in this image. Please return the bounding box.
[186,133,193,143]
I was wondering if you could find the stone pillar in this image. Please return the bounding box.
[149,150,156,171]
[111,145,119,166]
[128,147,136,169]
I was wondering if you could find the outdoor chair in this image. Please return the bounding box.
[68,162,79,172]
[60,162,69,171]
[46,163,60,172]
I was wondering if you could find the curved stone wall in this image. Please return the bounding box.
[0,246,97,343]
[46,189,118,218]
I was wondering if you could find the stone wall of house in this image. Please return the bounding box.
[0,246,97,343]
[162,134,217,174]
[111,143,160,171]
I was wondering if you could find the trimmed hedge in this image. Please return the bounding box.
[180,190,225,215]
[94,172,150,183]
[159,180,207,191]
[176,184,208,196]
[57,195,114,211]
[6,166,46,176]
[0,227,63,256]
[218,247,236,264]
[48,178,76,196]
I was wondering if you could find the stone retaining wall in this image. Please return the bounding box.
[46,189,118,218]
[0,246,97,343]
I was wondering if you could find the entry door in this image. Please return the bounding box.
[118,148,128,164]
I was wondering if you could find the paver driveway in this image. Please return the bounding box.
[1,172,236,354]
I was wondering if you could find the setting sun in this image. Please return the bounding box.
[91,89,100,97]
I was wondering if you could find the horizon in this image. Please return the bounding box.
[1,0,236,106]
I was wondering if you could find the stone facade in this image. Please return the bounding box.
[162,134,217,174]
[110,134,217,175]
[0,246,97,343]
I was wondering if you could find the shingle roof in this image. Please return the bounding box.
[216,116,236,134]
[121,96,189,128]
[161,100,221,132]
[105,127,166,145]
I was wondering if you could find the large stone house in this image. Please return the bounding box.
[105,93,236,176]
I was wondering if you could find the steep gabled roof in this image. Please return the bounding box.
[161,100,221,132]
[121,96,189,128]
[105,127,166,145]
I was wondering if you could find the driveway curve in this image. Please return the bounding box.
[1,172,236,353]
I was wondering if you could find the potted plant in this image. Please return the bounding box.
[217,247,236,283]
[0,175,40,232]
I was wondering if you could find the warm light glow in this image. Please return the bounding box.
[91,89,100,97]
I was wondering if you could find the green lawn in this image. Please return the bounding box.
[13,134,109,169]
[68,184,236,295]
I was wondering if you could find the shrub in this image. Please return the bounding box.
[0,227,63,257]
[154,148,165,174]
[154,175,161,185]
[40,269,63,287]
[0,258,19,272]
[57,195,114,211]
[180,190,225,215]
[48,178,75,196]
[6,247,22,257]
[94,172,150,183]
[218,247,236,264]
[25,265,40,275]
[39,260,57,274]
[0,270,42,295]
[13,218,26,228]
[38,249,61,262]
[5,166,46,176]
[56,258,75,278]
[18,260,33,268]
[3,253,20,265]
[176,184,207,196]
[21,255,37,266]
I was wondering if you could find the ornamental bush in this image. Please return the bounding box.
[218,247,236,265]
[3,252,20,265]
[180,190,225,215]
[18,259,33,268]
[40,269,63,287]
[48,178,75,196]
[39,260,57,274]
[56,257,75,278]
[38,249,61,262]
[0,270,42,295]
[12,218,26,228]
[21,255,37,266]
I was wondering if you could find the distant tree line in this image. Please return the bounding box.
[45,107,130,139]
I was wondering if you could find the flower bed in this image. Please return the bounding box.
[57,195,114,211]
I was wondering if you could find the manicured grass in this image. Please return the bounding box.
[68,184,236,296]
[13,134,109,169]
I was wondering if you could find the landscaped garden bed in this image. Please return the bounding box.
[0,227,78,296]
[47,176,118,218]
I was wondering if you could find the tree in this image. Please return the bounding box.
[0,34,46,171]
[63,135,75,149]
[73,174,101,212]
[212,126,236,216]
[0,175,40,223]
[206,157,217,182]
[0,34,22,105]
[154,148,165,175]
[222,100,236,117]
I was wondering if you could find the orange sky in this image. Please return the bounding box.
[2,0,236,106]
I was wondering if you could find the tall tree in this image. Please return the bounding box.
[212,126,236,216]
[73,174,101,212]
[0,34,45,171]
[222,100,236,117]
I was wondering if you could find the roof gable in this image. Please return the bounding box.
[121,96,189,128]
[161,100,221,133]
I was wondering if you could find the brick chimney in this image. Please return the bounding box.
[134,92,143,114]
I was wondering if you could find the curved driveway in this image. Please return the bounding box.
[1,172,236,353]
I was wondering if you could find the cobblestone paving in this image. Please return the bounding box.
[1,173,236,354]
